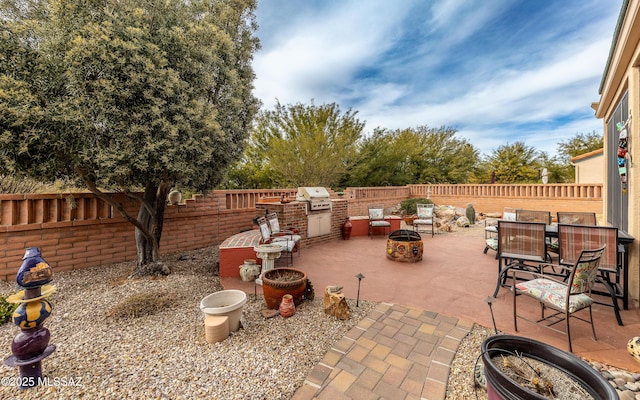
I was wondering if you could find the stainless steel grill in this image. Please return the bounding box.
[297,187,332,210]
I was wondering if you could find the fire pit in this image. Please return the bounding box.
[386,229,423,262]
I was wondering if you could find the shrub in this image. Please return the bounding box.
[0,295,17,325]
[399,198,433,216]
[106,291,179,318]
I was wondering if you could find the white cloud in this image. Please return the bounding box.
[253,0,619,155]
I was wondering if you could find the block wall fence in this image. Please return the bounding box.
[0,183,603,281]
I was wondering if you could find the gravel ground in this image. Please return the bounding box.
[0,248,375,399]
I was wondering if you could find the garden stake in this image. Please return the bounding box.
[484,296,498,334]
[355,273,365,307]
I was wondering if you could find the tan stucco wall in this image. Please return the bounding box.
[573,153,604,184]
[595,0,640,306]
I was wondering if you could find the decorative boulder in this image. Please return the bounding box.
[324,286,350,320]
[627,337,640,363]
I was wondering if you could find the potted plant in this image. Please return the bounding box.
[261,268,307,309]
[481,334,618,400]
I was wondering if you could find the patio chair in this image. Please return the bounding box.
[557,224,623,326]
[257,216,300,266]
[368,205,391,239]
[512,244,606,352]
[516,209,554,261]
[412,203,434,237]
[492,220,548,298]
[483,207,517,258]
[516,209,552,224]
[557,212,597,225]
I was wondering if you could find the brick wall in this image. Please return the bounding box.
[0,184,603,281]
[255,198,348,248]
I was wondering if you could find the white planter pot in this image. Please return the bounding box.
[200,290,247,332]
[168,190,182,205]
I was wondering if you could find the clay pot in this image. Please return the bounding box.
[481,334,618,400]
[341,218,353,240]
[239,259,260,282]
[279,294,295,318]
[261,268,307,309]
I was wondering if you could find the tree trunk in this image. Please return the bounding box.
[131,181,172,278]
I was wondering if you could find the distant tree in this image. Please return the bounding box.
[0,0,260,275]
[484,142,542,183]
[558,131,603,158]
[236,101,364,188]
[343,126,480,186]
[414,126,480,184]
[537,152,572,183]
[556,131,603,182]
[342,128,411,187]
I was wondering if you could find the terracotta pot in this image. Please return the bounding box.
[403,216,416,225]
[341,218,353,240]
[481,334,618,400]
[262,268,307,309]
[279,294,295,318]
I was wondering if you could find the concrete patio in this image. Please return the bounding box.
[222,225,640,398]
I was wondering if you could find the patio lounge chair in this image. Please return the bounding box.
[513,244,606,352]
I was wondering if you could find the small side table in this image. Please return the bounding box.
[254,244,283,285]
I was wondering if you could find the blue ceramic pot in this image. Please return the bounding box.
[16,247,53,288]
[12,299,52,329]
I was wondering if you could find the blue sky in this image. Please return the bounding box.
[252,0,622,157]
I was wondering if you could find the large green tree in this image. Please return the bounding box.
[0,0,260,275]
[344,126,480,186]
[483,141,542,183]
[233,101,364,188]
[558,131,603,158]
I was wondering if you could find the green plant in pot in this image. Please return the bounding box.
[400,198,432,224]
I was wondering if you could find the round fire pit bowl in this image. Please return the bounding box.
[386,229,423,263]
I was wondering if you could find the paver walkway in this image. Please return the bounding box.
[291,303,472,400]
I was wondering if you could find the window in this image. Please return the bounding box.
[605,90,628,230]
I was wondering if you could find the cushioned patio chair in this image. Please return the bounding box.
[257,215,300,266]
[513,244,606,352]
[516,209,554,261]
[412,203,434,237]
[493,220,548,298]
[484,207,517,257]
[557,212,597,226]
[557,224,623,326]
[368,205,391,239]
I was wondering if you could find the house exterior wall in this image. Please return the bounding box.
[594,0,640,306]
[572,149,604,184]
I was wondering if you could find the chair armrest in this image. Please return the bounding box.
[538,262,570,274]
